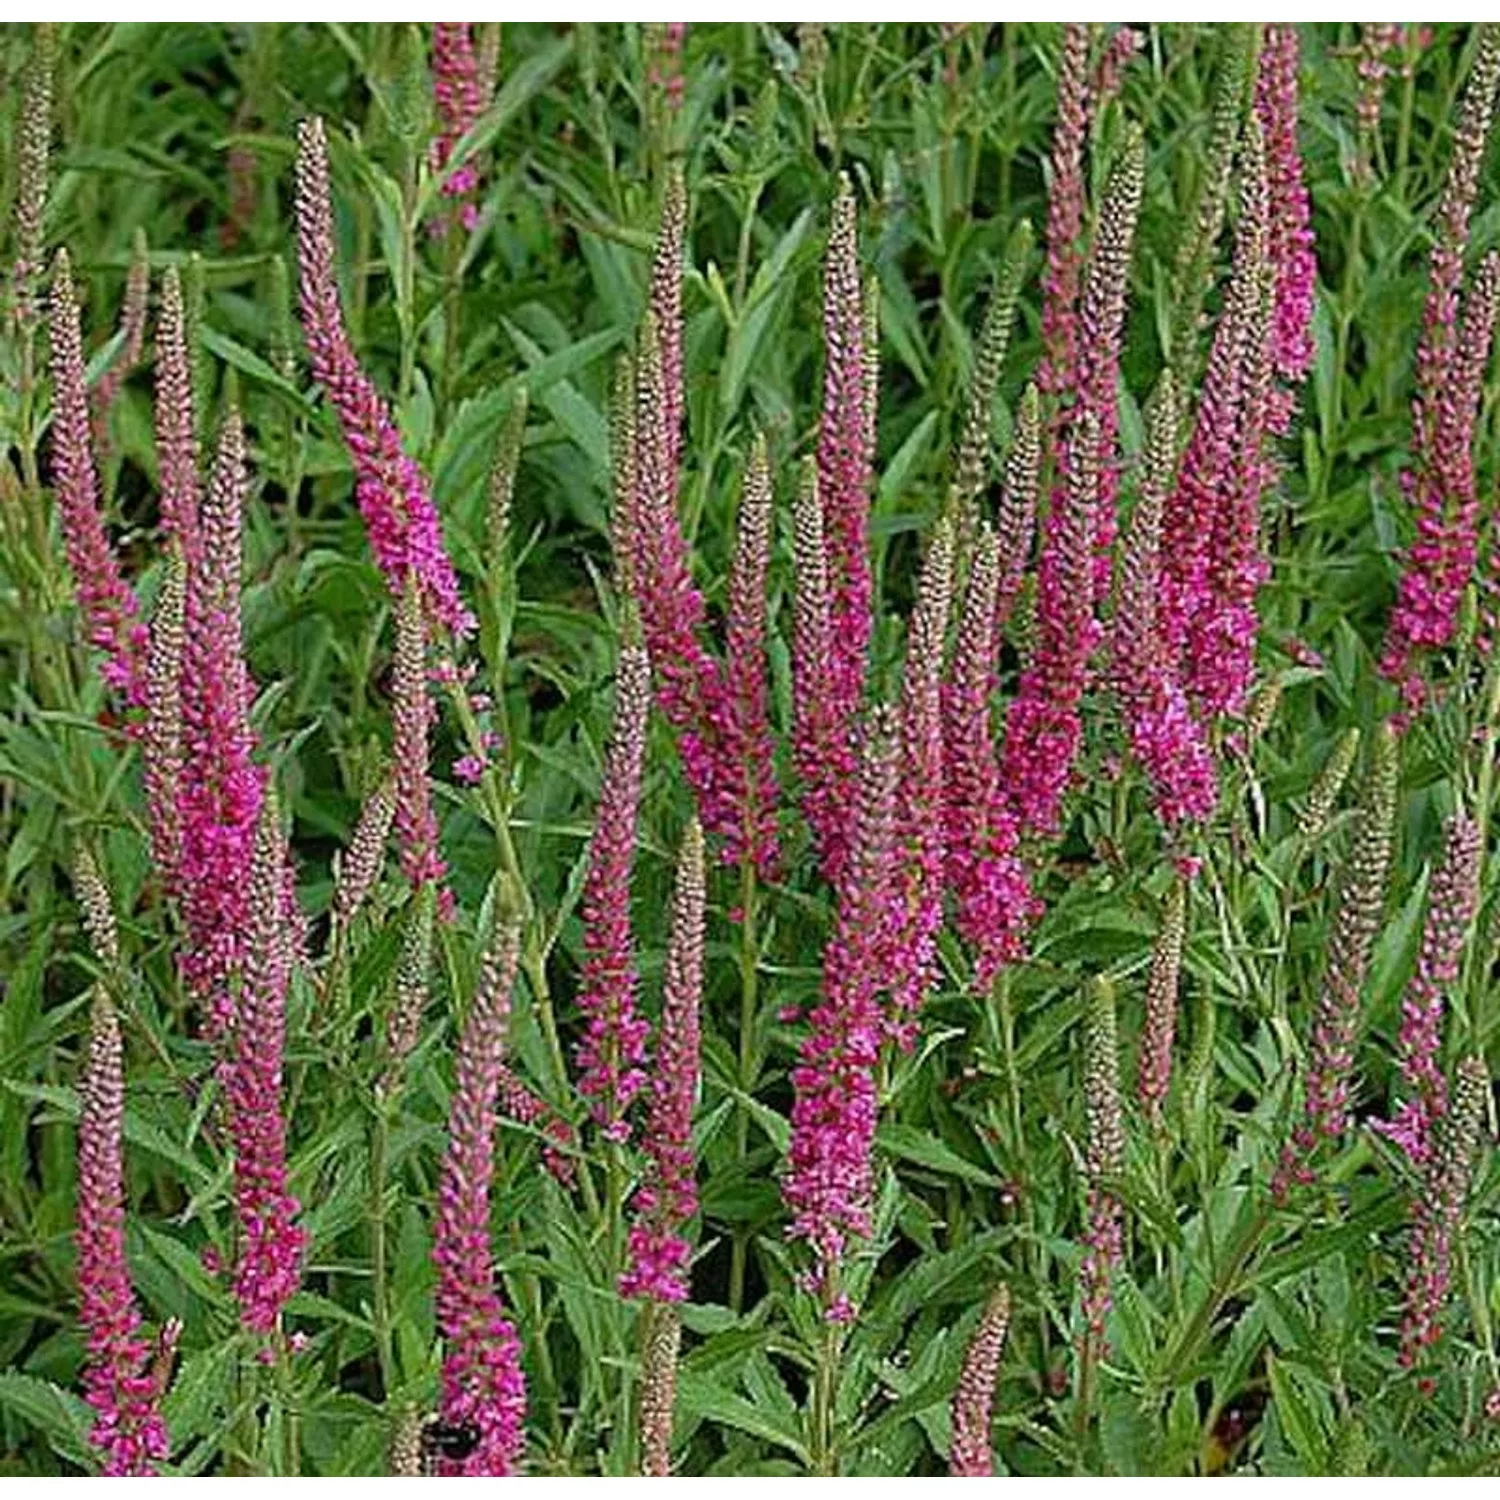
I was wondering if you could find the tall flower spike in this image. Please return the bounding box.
[791,459,857,883]
[142,547,187,894]
[75,983,172,1475]
[648,163,688,486]
[945,525,1037,989]
[722,436,780,878]
[1380,26,1500,708]
[8,24,55,338]
[573,640,651,1140]
[1400,1055,1487,1379]
[293,116,473,638]
[620,818,706,1303]
[625,313,734,854]
[47,252,148,710]
[487,387,528,571]
[1112,371,1217,829]
[1079,977,1125,1352]
[639,1306,682,1477]
[332,772,396,934]
[1071,124,1145,601]
[1273,722,1398,1200]
[1037,23,1095,404]
[432,913,528,1475]
[496,1065,577,1189]
[609,354,640,599]
[948,1282,1012,1477]
[391,572,446,894]
[152,267,203,568]
[1001,409,1103,837]
[1375,812,1481,1167]
[953,222,1033,516]
[784,705,899,1318]
[430,24,486,207]
[227,788,306,1335]
[1256,25,1317,430]
[176,410,266,1033]
[817,174,875,745]
[888,517,955,1043]
[1138,878,1187,1119]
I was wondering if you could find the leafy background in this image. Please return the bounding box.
[1,20,1499,1476]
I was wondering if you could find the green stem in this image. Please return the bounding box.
[369,1098,396,1398]
[811,1319,842,1475]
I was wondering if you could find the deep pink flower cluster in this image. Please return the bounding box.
[620,821,705,1303]
[1375,813,1480,1167]
[573,641,652,1141]
[1256,26,1317,432]
[1151,129,1279,762]
[617,175,780,878]
[1001,415,1104,838]
[946,530,1039,986]
[432,918,528,1475]
[226,794,307,1335]
[293,116,474,640]
[430,22,487,222]
[75,990,172,1475]
[173,413,268,1035]
[783,709,898,1314]
[46,253,149,712]
[1380,31,1500,707]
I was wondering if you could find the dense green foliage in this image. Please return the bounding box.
[2,20,1499,1477]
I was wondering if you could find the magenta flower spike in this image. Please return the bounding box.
[391,573,447,897]
[1037,24,1094,407]
[176,411,266,1035]
[784,705,899,1317]
[1375,813,1480,1167]
[790,459,858,884]
[430,23,486,209]
[292,116,474,640]
[1111,374,1218,829]
[816,175,875,751]
[432,915,529,1475]
[649,164,688,489]
[887,518,954,1042]
[1379,30,1500,708]
[46,252,149,711]
[1255,25,1317,431]
[945,527,1038,987]
[75,990,172,1474]
[1000,411,1105,838]
[573,640,652,1140]
[948,1283,1011,1477]
[620,819,706,1303]
[227,788,307,1335]
[721,436,780,879]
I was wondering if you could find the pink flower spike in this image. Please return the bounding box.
[784,705,900,1313]
[391,573,447,896]
[432,915,529,1475]
[46,251,149,712]
[73,900,171,1473]
[152,266,203,570]
[573,639,652,1137]
[620,820,706,1304]
[293,116,474,640]
[227,787,307,1336]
